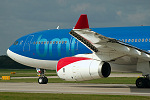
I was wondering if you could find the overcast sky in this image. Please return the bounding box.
[0,0,150,55]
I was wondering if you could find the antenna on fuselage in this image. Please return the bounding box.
[57,26,60,29]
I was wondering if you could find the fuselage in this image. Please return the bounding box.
[7,26,150,70]
[10,29,92,60]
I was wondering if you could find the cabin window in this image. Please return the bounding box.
[125,39,127,42]
[149,39,150,42]
[128,39,131,42]
[59,41,61,44]
[47,41,49,44]
[145,39,148,42]
[33,42,35,44]
[142,39,144,42]
[56,41,58,44]
[39,42,40,44]
[41,42,43,44]
[65,41,67,44]
[53,41,55,44]
[44,42,46,44]
[62,41,64,44]
[138,39,141,42]
[122,39,124,42]
[135,39,137,42]
[50,41,52,44]
[132,39,134,42]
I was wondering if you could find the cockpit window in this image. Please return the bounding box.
[13,41,19,45]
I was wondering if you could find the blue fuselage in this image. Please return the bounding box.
[9,26,150,61]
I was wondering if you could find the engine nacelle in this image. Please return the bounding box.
[57,57,111,81]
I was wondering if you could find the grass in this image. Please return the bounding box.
[0,69,57,77]
[0,69,138,84]
[0,69,56,73]
[0,77,137,84]
[47,77,137,84]
[0,92,149,100]
[0,73,57,77]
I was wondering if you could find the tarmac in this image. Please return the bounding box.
[0,83,150,96]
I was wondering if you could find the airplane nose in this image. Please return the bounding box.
[7,48,19,63]
[7,41,19,60]
[7,44,17,61]
[7,49,13,59]
[7,49,9,56]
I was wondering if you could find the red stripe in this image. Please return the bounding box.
[57,57,91,72]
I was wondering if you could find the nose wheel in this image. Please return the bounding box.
[37,68,48,84]
[38,76,48,84]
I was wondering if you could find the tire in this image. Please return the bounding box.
[145,78,150,88]
[38,77,44,84]
[38,77,48,84]
[136,78,146,88]
[44,77,48,84]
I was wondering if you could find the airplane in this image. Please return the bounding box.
[7,14,150,88]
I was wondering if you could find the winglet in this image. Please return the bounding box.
[74,14,89,29]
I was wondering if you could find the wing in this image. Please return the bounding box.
[70,15,150,62]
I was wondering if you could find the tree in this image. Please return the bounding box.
[0,55,34,69]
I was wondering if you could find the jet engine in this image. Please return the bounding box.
[56,57,111,81]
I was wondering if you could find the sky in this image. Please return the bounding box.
[0,0,150,55]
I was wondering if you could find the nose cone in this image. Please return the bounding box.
[7,49,10,57]
[7,47,16,61]
[7,44,24,66]
[7,40,20,61]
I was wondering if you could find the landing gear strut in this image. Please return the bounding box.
[136,75,150,88]
[37,68,48,84]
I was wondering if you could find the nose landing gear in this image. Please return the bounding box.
[37,68,48,84]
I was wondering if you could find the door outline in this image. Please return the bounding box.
[23,35,34,52]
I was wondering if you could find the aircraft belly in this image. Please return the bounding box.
[7,49,57,70]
